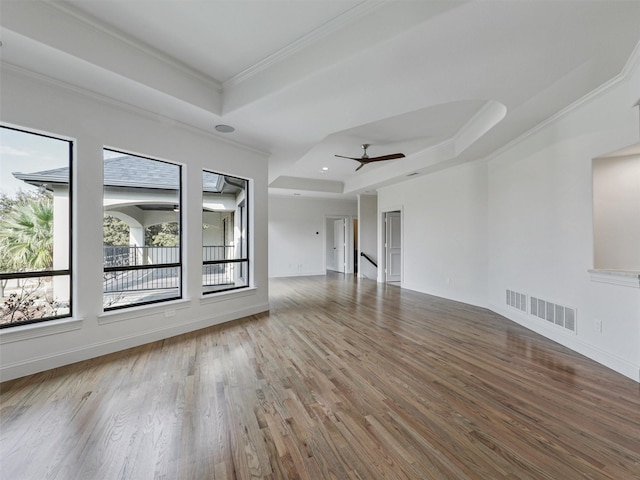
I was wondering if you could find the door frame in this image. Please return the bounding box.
[334,218,346,273]
[324,215,355,274]
[378,206,403,284]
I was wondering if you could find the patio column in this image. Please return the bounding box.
[52,186,70,303]
[129,226,145,265]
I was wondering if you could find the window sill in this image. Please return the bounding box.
[200,286,257,305]
[589,269,640,288]
[98,298,192,325]
[0,317,83,344]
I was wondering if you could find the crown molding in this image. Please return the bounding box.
[485,40,640,164]
[1,62,269,158]
[621,38,640,78]
[223,0,385,89]
[45,0,223,93]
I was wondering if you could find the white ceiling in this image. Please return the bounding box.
[2,0,639,198]
[62,0,365,84]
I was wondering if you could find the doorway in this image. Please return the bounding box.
[385,211,401,283]
[333,218,346,273]
[325,216,354,274]
[353,218,358,274]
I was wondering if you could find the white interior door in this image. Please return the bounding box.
[334,218,346,273]
[385,211,401,282]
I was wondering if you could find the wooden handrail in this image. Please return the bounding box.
[360,252,377,268]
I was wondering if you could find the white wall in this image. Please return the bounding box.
[203,211,224,246]
[374,57,640,382]
[269,196,357,277]
[358,194,378,279]
[378,161,489,307]
[487,64,640,381]
[0,67,269,381]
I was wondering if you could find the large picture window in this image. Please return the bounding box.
[0,126,72,328]
[103,149,182,309]
[202,171,249,294]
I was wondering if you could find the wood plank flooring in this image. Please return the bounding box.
[1,274,639,479]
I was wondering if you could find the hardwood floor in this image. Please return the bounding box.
[1,274,639,479]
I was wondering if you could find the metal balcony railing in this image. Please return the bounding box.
[104,245,236,268]
[103,245,243,296]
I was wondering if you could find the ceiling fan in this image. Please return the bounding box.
[335,144,405,171]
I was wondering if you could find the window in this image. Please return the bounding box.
[103,149,182,309]
[0,126,72,328]
[202,171,249,294]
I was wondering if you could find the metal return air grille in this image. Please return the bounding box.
[506,289,527,313]
[530,296,576,333]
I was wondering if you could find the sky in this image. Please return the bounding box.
[0,127,70,197]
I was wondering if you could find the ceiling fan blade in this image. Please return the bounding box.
[366,153,405,162]
[336,151,405,171]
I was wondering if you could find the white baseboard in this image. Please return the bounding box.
[401,282,488,309]
[0,303,269,382]
[489,303,639,383]
[269,270,327,278]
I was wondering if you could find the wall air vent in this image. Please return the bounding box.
[506,289,527,313]
[530,296,576,333]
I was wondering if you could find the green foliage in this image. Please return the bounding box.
[0,190,50,214]
[0,193,54,272]
[146,222,179,247]
[103,215,130,246]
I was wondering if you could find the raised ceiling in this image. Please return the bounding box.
[2,1,639,197]
[63,0,366,84]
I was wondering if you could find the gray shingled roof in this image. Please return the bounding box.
[103,156,181,189]
[13,155,231,192]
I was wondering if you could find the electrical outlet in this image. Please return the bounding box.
[165,309,176,318]
[595,319,602,333]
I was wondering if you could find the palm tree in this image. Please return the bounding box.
[0,196,54,272]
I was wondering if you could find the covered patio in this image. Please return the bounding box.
[13,153,248,310]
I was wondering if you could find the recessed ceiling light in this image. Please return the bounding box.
[322,167,329,171]
[215,124,235,133]
[293,193,301,196]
